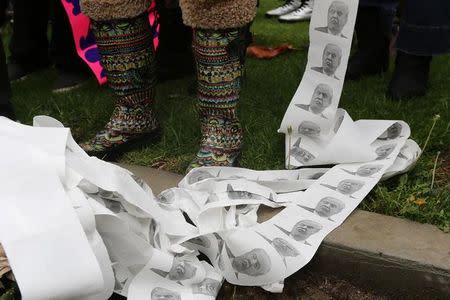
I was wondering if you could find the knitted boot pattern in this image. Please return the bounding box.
[188,27,248,170]
[81,13,158,154]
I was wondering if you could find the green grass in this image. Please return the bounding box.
[7,0,450,231]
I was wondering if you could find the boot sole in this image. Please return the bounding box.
[86,128,162,161]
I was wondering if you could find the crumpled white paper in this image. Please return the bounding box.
[0,113,420,299]
[0,0,422,299]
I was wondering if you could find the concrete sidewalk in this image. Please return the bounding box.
[121,164,450,299]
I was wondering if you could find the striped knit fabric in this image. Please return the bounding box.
[188,27,248,169]
[81,13,158,154]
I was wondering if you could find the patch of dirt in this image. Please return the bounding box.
[435,151,450,188]
[217,271,389,300]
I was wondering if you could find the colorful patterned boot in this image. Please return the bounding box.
[80,13,160,160]
[187,27,249,170]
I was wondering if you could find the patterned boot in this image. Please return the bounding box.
[187,27,249,170]
[80,13,159,160]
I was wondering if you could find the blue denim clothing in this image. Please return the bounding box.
[360,0,450,55]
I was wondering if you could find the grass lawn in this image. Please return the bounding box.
[7,0,449,232]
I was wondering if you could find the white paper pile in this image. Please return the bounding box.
[0,0,422,299]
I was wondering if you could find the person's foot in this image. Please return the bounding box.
[186,118,242,172]
[80,105,160,161]
[52,71,90,93]
[346,49,389,80]
[387,51,431,100]
[80,128,161,161]
[265,0,303,18]
[7,62,48,82]
[278,1,313,22]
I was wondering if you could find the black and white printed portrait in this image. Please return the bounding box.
[131,174,147,189]
[155,190,179,211]
[315,1,349,37]
[151,287,181,300]
[378,123,403,140]
[314,197,345,217]
[157,190,175,205]
[226,184,273,201]
[192,278,221,296]
[296,83,333,117]
[185,236,211,248]
[309,172,325,180]
[231,248,272,277]
[298,121,321,138]
[103,198,127,214]
[291,138,316,164]
[342,164,383,177]
[275,220,323,242]
[214,233,226,271]
[93,188,124,202]
[398,145,410,160]
[151,259,197,282]
[375,144,396,160]
[148,219,161,248]
[272,237,299,258]
[312,43,342,79]
[205,193,220,204]
[321,179,364,197]
[168,259,197,281]
[235,204,258,216]
[333,114,344,133]
[187,169,216,184]
[257,232,300,265]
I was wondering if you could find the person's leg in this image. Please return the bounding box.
[155,0,194,82]
[50,0,91,93]
[188,28,246,169]
[8,0,51,81]
[346,0,397,80]
[387,0,450,99]
[79,0,159,159]
[0,0,14,119]
[0,40,14,119]
[179,0,257,170]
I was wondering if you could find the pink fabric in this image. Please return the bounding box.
[61,0,159,85]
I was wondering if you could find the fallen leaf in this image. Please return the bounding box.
[246,43,296,59]
[413,198,426,206]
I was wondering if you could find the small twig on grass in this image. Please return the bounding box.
[431,151,441,191]
[418,114,440,160]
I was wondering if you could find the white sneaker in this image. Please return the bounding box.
[265,0,304,17]
[278,0,313,22]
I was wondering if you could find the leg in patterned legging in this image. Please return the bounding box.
[79,6,159,159]
[188,26,249,169]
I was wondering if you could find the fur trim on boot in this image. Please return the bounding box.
[80,0,151,21]
[180,0,257,30]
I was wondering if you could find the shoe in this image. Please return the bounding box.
[346,7,389,80]
[80,13,160,160]
[52,71,90,93]
[187,27,247,171]
[7,61,48,82]
[387,51,431,100]
[278,0,313,22]
[265,0,303,18]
